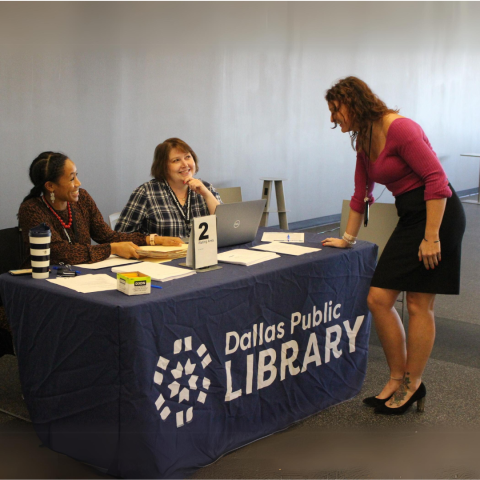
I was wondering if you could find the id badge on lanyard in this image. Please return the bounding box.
[364,194,369,227]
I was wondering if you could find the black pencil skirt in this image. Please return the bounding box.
[370,185,466,294]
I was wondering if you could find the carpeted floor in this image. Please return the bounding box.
[1,201,478,479]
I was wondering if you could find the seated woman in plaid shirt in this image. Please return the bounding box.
[115,138,222,241]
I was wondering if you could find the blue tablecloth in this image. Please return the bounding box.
[0,230,377,478]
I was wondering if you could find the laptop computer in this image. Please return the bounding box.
[215,199,266,248]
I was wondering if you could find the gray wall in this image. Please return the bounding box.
[1,2,479,230]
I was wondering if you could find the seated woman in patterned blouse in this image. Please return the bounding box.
[115,138,222,239]
[18,151,183,266]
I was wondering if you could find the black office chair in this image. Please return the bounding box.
[0,226,24,358]
[0,227,32,422]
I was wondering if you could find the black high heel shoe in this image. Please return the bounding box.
[363,376,402,408]
[362,394,393,408]
[374,383,426,415]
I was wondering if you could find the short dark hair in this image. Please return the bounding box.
[325,76,399,150]
[22,151,69,203]
[151,138,199,182]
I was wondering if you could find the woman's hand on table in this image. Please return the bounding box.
[111,242,141,259]
[322,237,350,248]
[157,236,184,246]
[144,236,184,247]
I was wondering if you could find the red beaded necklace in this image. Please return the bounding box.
[42,196,73,229]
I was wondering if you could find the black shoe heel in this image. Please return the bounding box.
[416,396,426,413]
[374,383,427,416]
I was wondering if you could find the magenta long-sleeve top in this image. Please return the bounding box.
[350,118,452,214]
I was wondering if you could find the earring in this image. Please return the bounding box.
[50,191,55,203]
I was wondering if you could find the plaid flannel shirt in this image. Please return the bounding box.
[115,179,222,238]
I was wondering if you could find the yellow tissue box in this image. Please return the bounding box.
[117,271,151,295]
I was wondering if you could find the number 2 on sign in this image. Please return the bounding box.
[199,222,209,241]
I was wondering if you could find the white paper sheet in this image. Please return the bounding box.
[252,242,320,256]
[112,262,196,282]
[217,249,280,266]
[75,255,141,270]
[47,274,117,293]
[139,257,172,264]
[261,232,304,243]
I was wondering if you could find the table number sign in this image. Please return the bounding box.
[185,215,219,270]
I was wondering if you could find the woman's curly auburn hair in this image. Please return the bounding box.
[325,76,399,151]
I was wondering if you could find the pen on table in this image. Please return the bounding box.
[151,285,163,290]
[52,266,80,272]
[51,266,81,275]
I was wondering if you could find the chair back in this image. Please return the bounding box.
[0,227,24,275]
[340,200,399,258]
[109,212,121,230]
[216,187,242,204]
[0,227,24,309]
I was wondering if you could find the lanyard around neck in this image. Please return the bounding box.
[164,181,192,226]
[365,123,373,194]
[363,123,373,228]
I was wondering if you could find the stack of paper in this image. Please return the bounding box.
[135,245,188,259]
[217,249,280,266]
[75,256,141,269]
[47,274,117,293]
[252,242,320,256]
[112,262,196,282]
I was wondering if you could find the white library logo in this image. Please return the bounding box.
[154,336,212,428]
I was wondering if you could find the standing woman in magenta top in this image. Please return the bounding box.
[322,77,465,415]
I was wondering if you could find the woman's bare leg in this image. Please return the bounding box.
[387,292,436,408]
[367,286,406,398]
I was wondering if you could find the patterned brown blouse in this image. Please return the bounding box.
[18,188,147,266]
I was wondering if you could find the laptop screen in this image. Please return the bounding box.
[214,199,266,248]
